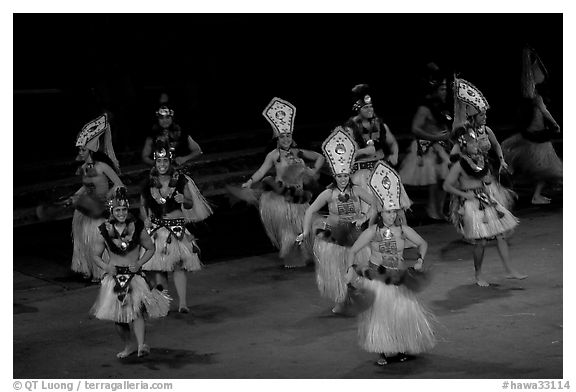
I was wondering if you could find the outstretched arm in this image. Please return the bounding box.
[242,151,275,188]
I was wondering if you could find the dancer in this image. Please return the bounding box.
[346,161,435,365]
[140,141,213,313]
[501,46,562,205]
[91,187,171,359]
[142,105,203,168]
[399,63,452,220]
[443,125,527,287]
[68,114,124,281]
[451,77,517,210]
[297,126,377,312]
[240,97,324,268]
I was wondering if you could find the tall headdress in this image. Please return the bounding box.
[369,161,402,210]
[322,126,357,175]
[262,97,296,137]
[75,113,120,171]
[351,84,372,112]
[109,187,130,211]
[521,46,548,99]
[452,77,490,131]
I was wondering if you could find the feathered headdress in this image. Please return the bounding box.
[75,113,120,171]
[262,97,296,137]
[369,161,402,210]
[322,126,357,175]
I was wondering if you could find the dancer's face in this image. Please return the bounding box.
[158,115,173,129]
[359,104,374,119]
[436,83,447,102]
[475,110,487,126]
[381,209,398,226]
[155,157,171,175]
[278,133,293,149]
[112,206,128,223]
[335,173,350,188]
[77,147,90,161]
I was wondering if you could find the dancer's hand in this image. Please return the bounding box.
[414,259,424,271]
[387,154,398,166]
[465,191,476,201]
[241,178,253,188]
[499,159,509,172]
[174,192,185,204]
[295,233,305,245]
[129,263,141,273]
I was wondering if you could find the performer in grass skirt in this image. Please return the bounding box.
[399,63,452,220]
[443,125,527,287]
[68,114,124,281]
[91,187,171,359]
[296,126,377,312]
[450,77,517,211]
[140,141,212,313]
[345,161,435,366]
[501,46,562,205]
[239,98,325,268]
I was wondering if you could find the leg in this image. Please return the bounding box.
[132,318,150,357]
[173,268,189,313]
[532,181,551,204]
[376,353,389,366]
[115,322,136,359]
[436,186,447,219]
[426,184,439,219]
[473,240,489,287]
[496,235,528,280]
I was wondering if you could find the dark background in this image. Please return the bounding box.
[14,13,562,167]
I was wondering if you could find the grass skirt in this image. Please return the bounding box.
[71,210,108,279]
[91,274,171,323]
[501,133,562,182]
[312,224,371,302]
[399,140,450,186]
[142,226,202,272]
[356,277,436,355]
[259,191,312,266]
[449,190,519,240]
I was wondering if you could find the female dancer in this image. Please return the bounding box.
[91,187,171,358]
[240,97,324,268]
[141,105,203,167]
[68,114,124,281]
[297,126,377,312]
[451,77,517,210]
[501,46,562,205]
[443,125,527,286]
[346,161,435,365]
[140,141,213,313]
[399,64,452,220]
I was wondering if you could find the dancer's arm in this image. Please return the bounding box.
[402,225,428,270]
[443,162,475,200]
[535,95,561,132]
[99,162,125,199]
[355,186,378,226]
[485,126,508,170]
[300,149,325,175]
[242,151,275,188]
[298,189,331,240]
[132,230,155,271]
[92,237,115,275]
[383,123,399,166]
[346,226,376,266]
[175,135,203,166]
[141,137,156,166]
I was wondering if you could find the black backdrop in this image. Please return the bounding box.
[14,13,562,165]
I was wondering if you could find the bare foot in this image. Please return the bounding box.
[137,344,150,358]
[116,346,137,359]
[506,272,528,280]
[475,277,490,287]
[532,196,551,205]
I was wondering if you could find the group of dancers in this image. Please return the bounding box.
[62,46,560,364]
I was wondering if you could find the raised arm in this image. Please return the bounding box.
[99,162,125,199]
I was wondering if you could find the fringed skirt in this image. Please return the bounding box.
[181,175,214,223]
[259,191,312,265]
[313,222,371,302]
[501,133,562,182]
[356,276,436,355]
[71,210,108,279]
[91,274,171,323]
[142,222,202,272]
[449,188,519,240]
[399,140,450,186]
